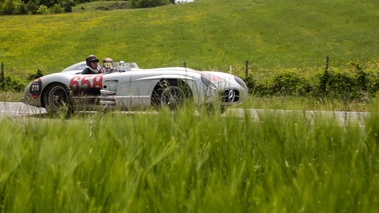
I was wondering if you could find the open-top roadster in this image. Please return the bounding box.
[22,61,249,114]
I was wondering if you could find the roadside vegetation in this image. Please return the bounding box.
[0,107,378,212]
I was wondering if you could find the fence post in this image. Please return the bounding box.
[245,60,248,78]
[1,62,3,83]
[320,56,330,95]
[325,56,329,73]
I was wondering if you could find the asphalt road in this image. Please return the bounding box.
[0,102,370,126]
[0,102,46,117]
[223,108,369,127]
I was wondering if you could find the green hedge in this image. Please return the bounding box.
[2,61,379,102]
[243,61,379,101]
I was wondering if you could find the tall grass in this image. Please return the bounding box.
[0,0,378,77]
[1,106,378,212]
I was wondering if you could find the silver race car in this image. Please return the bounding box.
[22,61,249,114]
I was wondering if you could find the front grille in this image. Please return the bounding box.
[221,89,240,103]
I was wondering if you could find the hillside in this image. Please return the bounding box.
[0,0,378,77]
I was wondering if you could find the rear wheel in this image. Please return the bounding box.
[43,83,74,115]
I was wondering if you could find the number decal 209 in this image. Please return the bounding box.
[69,75,103,91]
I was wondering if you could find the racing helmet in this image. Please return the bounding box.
[102,57,115,73]
[86,55,99,66]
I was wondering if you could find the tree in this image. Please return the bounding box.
[39,0,59,8]
[27,0,39,14]
[15,0,28,14]
[63,0,72,12]
[1,0,16,14]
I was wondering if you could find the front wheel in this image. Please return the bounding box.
[151,79,192,111]
[160,86,186,111]
[43,83,74,115]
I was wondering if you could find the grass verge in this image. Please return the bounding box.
[0,106,378,212]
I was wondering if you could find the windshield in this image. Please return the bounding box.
[61,61,87,72]
[61,61,140,73]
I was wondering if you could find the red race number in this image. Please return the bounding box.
[69,75,103,91]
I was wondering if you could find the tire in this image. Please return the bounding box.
[43,83,74,115]
[151,79,191,111]
[160,86,186,110]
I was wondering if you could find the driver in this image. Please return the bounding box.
[101,57,115,74]
[82,55,100,74]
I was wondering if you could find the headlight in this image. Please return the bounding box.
[201,74,217,90]
[234,76,248,90]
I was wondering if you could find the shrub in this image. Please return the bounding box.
[268,72,312,96]
[243,65,379,101]
[130,0,171,8]
[27,69,44,81]
[37,4,49,14]
[50,4,64,14]
[0,75,26,92]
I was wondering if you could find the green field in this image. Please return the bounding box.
[0,0,378,78]
[1,1,379,211]
[1,107,378,212]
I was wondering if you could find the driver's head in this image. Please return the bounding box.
[102,58,115,73]
[86,55,99,68]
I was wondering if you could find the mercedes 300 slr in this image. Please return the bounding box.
[22,61,249,114]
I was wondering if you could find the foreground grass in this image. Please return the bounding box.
[0,91,372,111]
[0,106,378,212]
[240,96,371,112]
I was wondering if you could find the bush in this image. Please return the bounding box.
[268,72,312,96]
[130,0,171,8]
[0,75,26,92]
[0,68,42,92]
[37,4,49,14]
[27,69,44,81]
[243,65,379,101]
[50,4,64,14]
